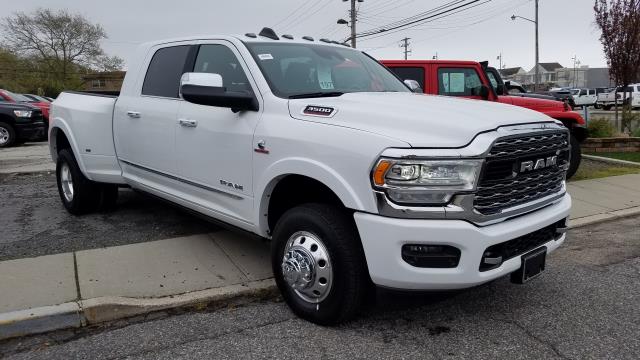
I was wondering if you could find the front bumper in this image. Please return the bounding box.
[354,193,571,290]
[15,121,46,141]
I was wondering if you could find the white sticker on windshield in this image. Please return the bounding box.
[317,64,334,90]
[258,54,273,60]
[449,73,465,93]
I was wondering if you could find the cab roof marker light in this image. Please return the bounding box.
[319,38,331,43]
[302,36,314,41]
[258,27,279,40]
[245,33,257,38]
[282,34,294,40]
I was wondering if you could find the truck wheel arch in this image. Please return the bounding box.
[49,124,90,177]
[256,161,366,237]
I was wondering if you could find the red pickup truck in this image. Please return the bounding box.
[382,60,587,178]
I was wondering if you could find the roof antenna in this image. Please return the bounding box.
[259,27,279,40]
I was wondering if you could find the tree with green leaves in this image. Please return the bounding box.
[1,8,123,94]
[594,0,640,133]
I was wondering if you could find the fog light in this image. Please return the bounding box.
[401,244,461,268]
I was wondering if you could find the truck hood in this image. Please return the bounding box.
[500,95,566,112]
[288,92,554,148]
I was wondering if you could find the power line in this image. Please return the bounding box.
[271,0,315,29]
[356,0,488,40]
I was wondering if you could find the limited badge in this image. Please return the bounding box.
[303,105,335,116]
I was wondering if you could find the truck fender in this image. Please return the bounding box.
[49,118,91,179]
[255,157,367,236]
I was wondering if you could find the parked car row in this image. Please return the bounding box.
[0,89,53,147]
[594,84,640,110]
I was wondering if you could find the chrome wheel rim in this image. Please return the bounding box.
[281,231,333,303]
[60,163,74,202]
[0,127,9,146]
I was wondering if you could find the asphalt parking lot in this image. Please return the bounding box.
[0,171,218,261]
[1,216,638,359]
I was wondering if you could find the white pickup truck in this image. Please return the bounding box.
[49,28,572,324]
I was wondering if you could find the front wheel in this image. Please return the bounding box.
[0,122,16,148]
[271,203,370,325]
[566,134,582,179]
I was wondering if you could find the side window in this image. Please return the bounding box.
[193,45,251,93]
[486,71,499,91]
[388,67,425,90]
[579,89,587,96]
[142,45,191,98]
[437,67,483,96]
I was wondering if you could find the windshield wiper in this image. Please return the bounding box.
[288,91,345,99]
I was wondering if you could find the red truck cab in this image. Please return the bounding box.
[382,60,586,178]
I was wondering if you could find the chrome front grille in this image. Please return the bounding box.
[475,130,570,215]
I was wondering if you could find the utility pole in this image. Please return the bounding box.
[511,0,539,91]
[400,37,411,60]
[341,0,363,48]
[497,52,503,69]
[535,0,539,91]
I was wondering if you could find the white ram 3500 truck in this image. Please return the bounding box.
[50,28,572,325]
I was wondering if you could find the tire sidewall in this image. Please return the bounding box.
[0,122,15,148]
[566,134,582,179]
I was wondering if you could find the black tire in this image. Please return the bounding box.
[0,121,16,148]
[566,134,581,180]
[56,149,101,215]
[603,105,612,111]
[594,103,601,109]
[271,203,370,325]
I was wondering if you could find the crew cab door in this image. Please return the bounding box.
[114,44,193,180]
[433,65,494,101]
[174,42,261,224]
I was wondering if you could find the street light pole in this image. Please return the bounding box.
[512,0,539,91]
[535,0,539,91]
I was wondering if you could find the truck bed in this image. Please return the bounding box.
[50,91,123,183]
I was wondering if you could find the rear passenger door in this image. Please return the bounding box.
[114,44,193,181]
[436,66,486,100]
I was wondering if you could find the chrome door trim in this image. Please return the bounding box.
[120,159,243,200]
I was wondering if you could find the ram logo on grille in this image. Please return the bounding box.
[520,156,557,173]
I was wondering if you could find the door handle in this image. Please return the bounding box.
[179,119,198,128]
[127,111,141,119]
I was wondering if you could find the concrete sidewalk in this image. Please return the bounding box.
[0,143,54,174]
[1,174,639,340]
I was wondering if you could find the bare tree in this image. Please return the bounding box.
[594,0,640,133]
[1,8,123,84]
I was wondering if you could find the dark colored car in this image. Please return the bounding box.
[0,89,51,122]
[0,102,46,147]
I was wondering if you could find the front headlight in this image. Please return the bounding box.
[13,110,33,118]
[372,159,483,205]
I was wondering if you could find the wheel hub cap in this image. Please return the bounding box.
[0,127,9,145]
[60,163,74,202]
[281,231,333,303]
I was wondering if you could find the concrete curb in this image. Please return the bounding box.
[0,302,82,340]
[583,154,640,167]
[0,279,276,341]
[569,206,640,229]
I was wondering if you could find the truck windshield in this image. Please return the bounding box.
[245,42,409,98]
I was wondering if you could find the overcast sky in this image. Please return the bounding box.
[0,0,607,71]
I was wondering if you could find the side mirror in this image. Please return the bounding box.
[403,79,423,93]
[478,84,490,100]
[180,72,258,112]
[496,84,505,95]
